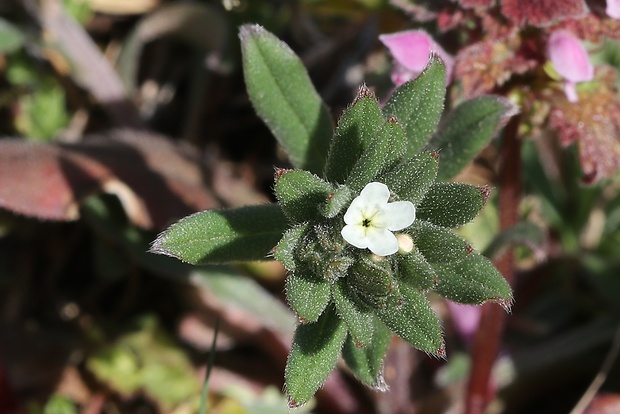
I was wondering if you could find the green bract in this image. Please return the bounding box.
[151,24,518,407]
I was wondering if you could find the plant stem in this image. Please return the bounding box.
[465,115,521,414]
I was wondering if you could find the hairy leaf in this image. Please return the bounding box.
[377,152,438,205]
[397,247,437,291]
[240,24,333,174]
[428,96,517,180]
[408,220,471,264]
[274,169,333,223]
[321,185,354,219]
[417,182,489,228]
[342,318,392,389]
[383,55,446,158]
[346,119,407,192]
[325,86,384,183]
[285,305,348,406]
[274,224,308,271]
[333,279,374,346]
[150,204,287,264]
[433,253,513,307]
[285,268,331,323]
[376,283,444,355]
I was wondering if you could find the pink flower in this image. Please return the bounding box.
[607,0,620,19]
[446,302,482,346]
[379,30,454,86]
[547,30,594,102]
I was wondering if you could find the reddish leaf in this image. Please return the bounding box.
[549,69,620,183]
[459,0,495,8]
[0,130,218,228]
[454,36,539,97]
[553,13,620,42]
[501,0,589,27]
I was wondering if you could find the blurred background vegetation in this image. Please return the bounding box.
[1,0,620,413]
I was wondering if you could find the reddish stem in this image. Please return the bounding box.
[465,115,522,414]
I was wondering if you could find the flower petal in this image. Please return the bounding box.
[341,224,368,249]
[548,30,594,84]
[383,201,416,231]
[379,30,454,86]
[366,227,399,256]
[359,182,390,204]
[379,30,432,73]
[607,0,620,19]
[343,196,366,225]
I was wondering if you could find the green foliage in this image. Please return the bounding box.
[150,204,288,264]
[87,316,201,411]
[240,24,333,175]
[325,86,384,184]
[409,220,471,264]
[375,283,444,355]
[152,25,516,407]
[378,152,438,204]
[433,253,513,306]
[341,318,391,388]
[285,306,348,406]
[429,96,518,180]
[0,18,25,53]
[417,182,489,228]
[275,169,334,223]
[383,55,446,158]
[346,118,407,191]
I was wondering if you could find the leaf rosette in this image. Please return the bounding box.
[151,24,517,407]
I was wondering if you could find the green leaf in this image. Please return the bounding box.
[417,182,489,228]
[274,224,308,271]
[483,222,545,260]
[239,24,333,174]
[325,86,384,183]
[285,268,331,323]
[0,18,25,53]
[150,204,287,264]
[285,305,348,406]
[383,55,446,158]
[342,317,392,389]
[397,247,437,291]
[409,220,471,264]
[349,256,394,298]
[346,118,407,192]
[333,278,374,346]
[321,185,354,219]
[428,96,518,180]
[274,169,334,223]
[433,253,512,307]
[87,316,201,411]
[376,283,444,355]
[377,152,438,205]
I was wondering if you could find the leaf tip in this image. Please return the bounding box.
[479,185,493,205]
[353,83,377,104]
[288,398,303,409]
[496,297,514,313]
[274,167,290,181]
[238,23,264,42]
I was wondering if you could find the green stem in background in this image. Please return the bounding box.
[199,317,220,414]
[465,115,522,414]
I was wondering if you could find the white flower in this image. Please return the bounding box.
[341,182,415,256]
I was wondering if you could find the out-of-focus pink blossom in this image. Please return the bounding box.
[379,30,454,86]
[548,30,594,103]
[446,302,482,346]
[607,0,620,19]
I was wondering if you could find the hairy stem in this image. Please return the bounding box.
[465,115,521,414]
